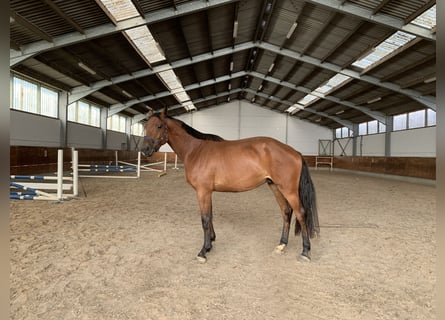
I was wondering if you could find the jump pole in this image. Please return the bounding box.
[72,149,79,197]
[57,149,63,201]
[10,149,78,201]
[137,151,141,178]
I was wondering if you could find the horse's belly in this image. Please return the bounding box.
[212,168,268,192]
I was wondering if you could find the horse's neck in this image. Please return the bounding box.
[166,118,201,161]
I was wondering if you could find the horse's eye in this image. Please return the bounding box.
[157,124,163,129]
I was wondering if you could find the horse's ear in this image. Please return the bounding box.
[160,106,168,120]
[146,107,154,119]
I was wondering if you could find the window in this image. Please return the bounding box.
[358,120,383,136]
[427,109,436,126]
[367,120,378,134]
[68,100,101,127]
[335,127,353,138]
[335,128,342,139]
[408,110,425,129]
[40,87,58,117]
[358,123,367,136]
[392,109,435,131]
[107,114,127,133]
[11,75,58,118]
[379,122,386,133]
[393,114,407,131]
[131,122,144,136]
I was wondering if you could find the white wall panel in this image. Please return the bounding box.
[391,127,435,156]
[240,103,285,141]
[106,131,127,150]
[358,134,385,156]
[191,102,240,140]
[287,116,332,155]
[10,110,61,147]
[176,101,332,155]
[67,122,102,149]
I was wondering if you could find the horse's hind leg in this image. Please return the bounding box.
[196,189,214,263]
[267,181,293,254]
[286,194,311,262]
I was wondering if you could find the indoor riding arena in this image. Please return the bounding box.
[9,1,436,320]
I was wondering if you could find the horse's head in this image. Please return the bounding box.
[141,107,169,157]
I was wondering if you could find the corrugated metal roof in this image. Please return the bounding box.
[9,0,436,129]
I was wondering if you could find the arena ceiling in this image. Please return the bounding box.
[10,0,436,130]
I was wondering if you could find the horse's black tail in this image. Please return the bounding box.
[296,158,320,238]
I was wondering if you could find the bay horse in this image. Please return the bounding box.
[142,107,319,263]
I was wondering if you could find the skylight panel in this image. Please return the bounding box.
[285,104,304,114]
[124,26,166,64]
[297,94,319,106]
[315,74,351,95]
[98,0,139,22]
[158,70,182,90]
[410,5,436,30]
[174,91,191,103]
[352,31,416,69]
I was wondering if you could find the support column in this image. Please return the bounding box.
[385,115,393,157]
[101,107,108,150]
[125,117,131,151]
[58,91,68,147]
[352,123,359,156]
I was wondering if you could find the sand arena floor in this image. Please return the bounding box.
[10,169,436,320]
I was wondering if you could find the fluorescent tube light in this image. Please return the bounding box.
[367,97,381,104]
[122,90,132,98]
[233,21,238,38]
[286,22,298,39]
[78,62,96,75]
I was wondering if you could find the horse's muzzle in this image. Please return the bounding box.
[141,137,160,157]
[141,145,159,157]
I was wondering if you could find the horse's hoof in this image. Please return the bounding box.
[196,256,207,264]
[297,254,311,263]
[274,244,286,254]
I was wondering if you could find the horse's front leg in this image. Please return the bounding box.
[196,189,213,263]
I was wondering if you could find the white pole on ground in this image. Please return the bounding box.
[174,154,178,169]
[57,149,63,201]
[115,151,118,166]
[137,151,141,178]
[164,152,167,172]
[73,150,79,196]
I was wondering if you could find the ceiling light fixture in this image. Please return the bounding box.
[122,90,132,98]
[78,62,96,75]
[233,20,238,38]
[424,76,436,83]
[268,63,275,73]
[367,97,381,104]
[286,22,298,39]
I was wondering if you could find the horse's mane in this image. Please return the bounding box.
[170,117,224,142]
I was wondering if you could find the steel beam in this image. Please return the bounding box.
[304,0,435,41]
